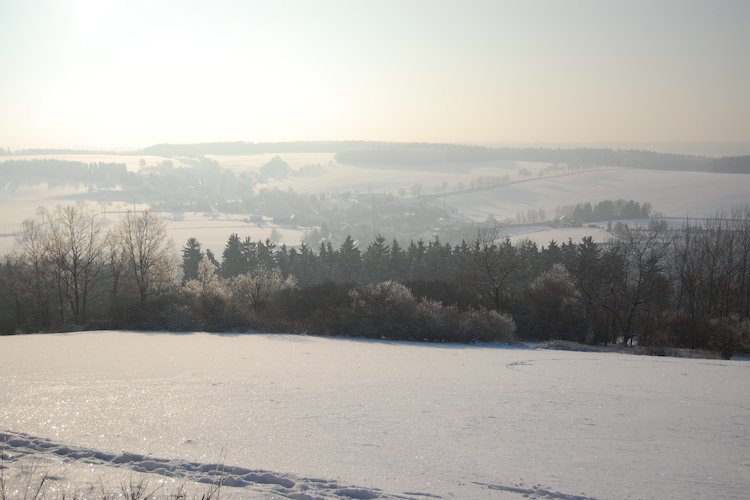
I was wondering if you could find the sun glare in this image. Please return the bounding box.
[71,0,109,43]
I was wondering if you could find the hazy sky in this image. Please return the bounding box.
[1,0,749,151]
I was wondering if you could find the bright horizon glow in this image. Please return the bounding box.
[1,1,749,152]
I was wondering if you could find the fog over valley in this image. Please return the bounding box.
[1,143,750,256]
[2,2,750,499]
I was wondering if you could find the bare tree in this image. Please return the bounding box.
[610,223,672,346]
[11,217,54,330]
[231,265,297,317]
[669,206,750,348]
[45,203,106,325]
[104,230,125,317]
[114,210,176,309]
[464,223,518,311]
[731,205,750,317]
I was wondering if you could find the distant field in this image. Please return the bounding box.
[2,152,750,254]
[206,152,337,173]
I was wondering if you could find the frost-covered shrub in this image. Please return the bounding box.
[180,259,232,331]
[231,266,298,325]
[364,280,415,309]
[283,281,353,334]
[349,280,516,343]
[352,281,420,339]
[457,307,516,343]
[413,298,451,341]
[350,281,449,340]
[522,263,583,342]
[706,315,750,360]
[158,301,200,331]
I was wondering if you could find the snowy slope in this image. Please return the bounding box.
[2,152,750,254]
[1,332,748,499]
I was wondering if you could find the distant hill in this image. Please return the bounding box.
[710,155,750,173]
[334,144,720,171]
[3,141,748,173]
[133,141,372,156]
[1,148,117,155]
[129,141,749,172]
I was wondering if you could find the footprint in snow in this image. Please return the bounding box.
[0,430,436,499]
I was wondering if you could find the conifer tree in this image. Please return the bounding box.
[221,233,246,278]
[181,237,203,282]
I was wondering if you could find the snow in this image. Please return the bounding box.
[163,212,308,259]
[442,168,750,224]
[2,331,749,499]
[3,153,750,255]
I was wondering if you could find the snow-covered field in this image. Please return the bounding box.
[2,331,748,499]
[2,152,750,255]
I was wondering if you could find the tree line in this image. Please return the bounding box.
[0,159,128,189]
[0,205,175,332]
[143,141,743,172]
[335,144,747,172]
[25,140,740,173]
[1,204,749,358]
[562,199,653,224]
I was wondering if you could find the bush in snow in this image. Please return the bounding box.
[280,281,356,335]
[177,256,232,331]
[705,315,750,360]
[349,281,418,339]
[348,280,516,343]
[456,307,516,344]
[521,263,584,342]
[230,265,298,328]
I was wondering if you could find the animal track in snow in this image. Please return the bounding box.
[474,481,600,500]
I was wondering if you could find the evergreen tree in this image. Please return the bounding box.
[318,241,335,282]
[241,236,258,271]
[181,237,203,282]
[389,239,407,282]
[257,238,277,269]
[291,242,319,286]
[335,235,361,283]
[221,233,247,278]
[406,239,427,281]
[362,234,390,283]
[565,236,606,344]
[541,240,562,270]
[276,244,291,277]
[424,236,453,282]
[205,249,221,269]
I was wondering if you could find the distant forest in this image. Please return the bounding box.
[1,143,749,358]
[0,158,128,189]
[137,142,750,173]
[3,141,749,172]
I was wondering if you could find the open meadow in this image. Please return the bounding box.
[2,152,750,256]
[1,331,749,499]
